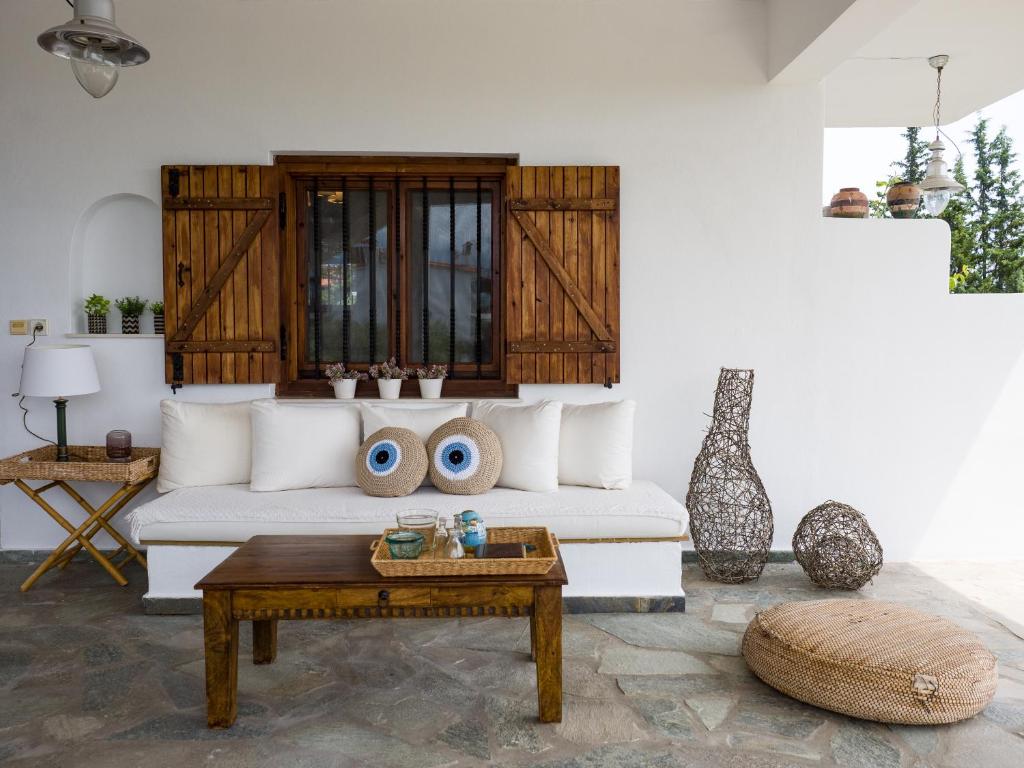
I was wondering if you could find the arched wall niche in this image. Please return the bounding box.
[68,193,162,333]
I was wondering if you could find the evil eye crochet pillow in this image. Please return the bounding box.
[356,427,428,497]
[426,417,503,495]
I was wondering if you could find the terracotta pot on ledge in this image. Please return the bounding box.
[886,182,922,219]
[830,187,869,218]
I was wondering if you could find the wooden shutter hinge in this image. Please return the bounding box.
[168,169,181,198]
[171,352,184,394]
[280,324,288,361]
[279,192,286,229]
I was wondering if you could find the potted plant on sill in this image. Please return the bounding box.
[416,364,448,399]
[151,300,165,335]
[115,296,148,335]
[325,362,367,399]
[84,294,111,334]
[369,357,409,400]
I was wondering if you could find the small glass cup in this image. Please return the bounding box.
[106,430,132,463]
[397,509,438,552]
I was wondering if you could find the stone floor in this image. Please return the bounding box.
[2,560,1024,768]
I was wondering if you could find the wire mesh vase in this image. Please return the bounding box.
[686,368,773,583]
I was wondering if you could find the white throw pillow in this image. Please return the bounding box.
[157,400,253,493]
[473,400,562,492]
[250,400,361,492]
[360,403,468,442]
[559,401,636,489]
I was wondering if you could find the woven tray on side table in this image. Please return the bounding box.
[0,445,159,486]
[372,526,558,577]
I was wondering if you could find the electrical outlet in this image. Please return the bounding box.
[29,319,47,336]
[9,319,28,335]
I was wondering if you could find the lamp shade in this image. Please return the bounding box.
[20,345,101,398]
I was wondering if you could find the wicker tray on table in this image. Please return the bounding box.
[371,526,559,577]
[0,445,160,486]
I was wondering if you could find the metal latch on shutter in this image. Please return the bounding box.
[170,352,184,394]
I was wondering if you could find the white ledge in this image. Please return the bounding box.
[65,333,164,339]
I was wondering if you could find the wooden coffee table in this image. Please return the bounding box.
[195,534,569,728]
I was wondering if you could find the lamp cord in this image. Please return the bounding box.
[932,64,963,161]
[10,325,57,446]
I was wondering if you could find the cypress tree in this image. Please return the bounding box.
[894,127,930,184]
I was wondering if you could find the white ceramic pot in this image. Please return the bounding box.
[377,379,403,400]
[419,378,443,399]
[332,379,357,399]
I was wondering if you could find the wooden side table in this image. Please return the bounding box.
[0,445,159,592]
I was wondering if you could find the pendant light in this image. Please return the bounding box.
[919,55,964,216]
[37,0,149,99]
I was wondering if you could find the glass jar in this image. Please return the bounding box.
[105,430,132,463]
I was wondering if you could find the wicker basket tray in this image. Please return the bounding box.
[371,526,558,577]
[0,446,160,486]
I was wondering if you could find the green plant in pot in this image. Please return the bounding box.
[151,300,165,335]
[84,294,111,334]
[115,296,148,335]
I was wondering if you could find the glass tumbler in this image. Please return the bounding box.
[396,509,438,552]
[106,430,132,463]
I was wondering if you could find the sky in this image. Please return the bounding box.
[823,88,1024,205]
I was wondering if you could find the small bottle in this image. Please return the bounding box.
[444,523,465,559]
[453,513,464,542]
[434,517,449,554]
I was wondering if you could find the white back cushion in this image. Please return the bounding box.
[250,400,361,492]
[158,400,253,493]
[473,400,562,492]
[559,400,636,489]
[360,403,468,442]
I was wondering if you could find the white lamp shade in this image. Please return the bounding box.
[20,345,101,398]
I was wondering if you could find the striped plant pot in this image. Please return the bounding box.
[830,187,869,218]
[121,315,141,335]
[153,313,165,335]
[886,182,921,219]
[87,314,107,334]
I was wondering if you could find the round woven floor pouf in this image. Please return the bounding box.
[426,417,503,495]
[742,599,998,724]
[793,500,882,589]
[356,427,427,497]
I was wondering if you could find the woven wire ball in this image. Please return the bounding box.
[792,501,883,590]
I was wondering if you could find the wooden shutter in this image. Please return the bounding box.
[161,165,280,386]
[505,166,619,385]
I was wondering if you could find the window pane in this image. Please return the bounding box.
[408,189,493,366]
[306,188,389,366]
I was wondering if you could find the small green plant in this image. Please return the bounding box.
[115,296,148,317]
[324,363,368,383]
[416,364,448,380]
[369,357,410,380]
[84,294,111,316]
[150,300,165,315]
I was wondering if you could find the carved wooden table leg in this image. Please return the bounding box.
[203,591,238,728]
[533,585,563,723]
[252,620,278,665]
[530,610,538,661]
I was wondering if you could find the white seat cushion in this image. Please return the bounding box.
[127,480,687,544]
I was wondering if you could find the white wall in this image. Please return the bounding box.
[1,0,1020,561]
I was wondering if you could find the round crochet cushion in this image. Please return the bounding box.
[742,599,998,725]
[356,427,427,498]
[426,417,503,495]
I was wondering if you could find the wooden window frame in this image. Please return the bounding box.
[276,155,517,398]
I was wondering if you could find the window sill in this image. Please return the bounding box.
[276,380,518,399]
[66,333,164,339]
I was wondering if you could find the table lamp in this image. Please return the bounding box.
[19,345,101,462]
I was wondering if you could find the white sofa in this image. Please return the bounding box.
[127,399,689,613]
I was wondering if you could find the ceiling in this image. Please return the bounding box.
[823,0,1024,127]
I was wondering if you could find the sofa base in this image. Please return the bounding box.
[141,541,686,614]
